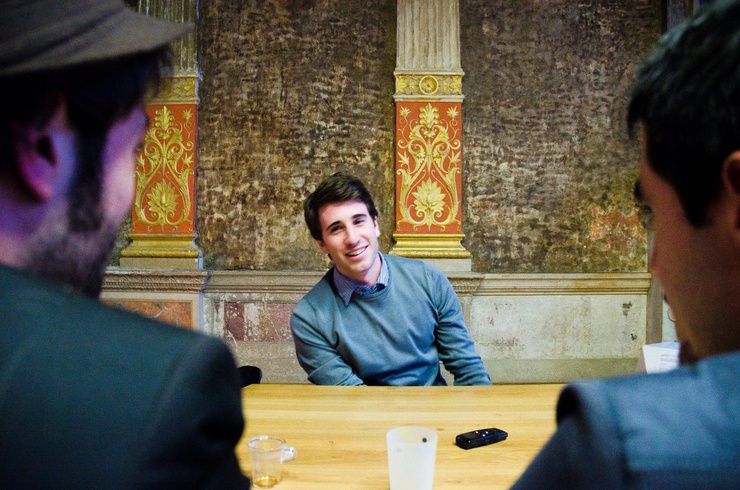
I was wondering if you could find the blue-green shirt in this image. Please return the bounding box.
[333,253,388,305]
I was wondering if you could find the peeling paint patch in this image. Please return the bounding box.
[590,206,644,254]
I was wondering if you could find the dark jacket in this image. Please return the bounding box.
[0,265,250,489]
[512,351,740,489]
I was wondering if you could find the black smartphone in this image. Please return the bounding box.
[455,427,508,450]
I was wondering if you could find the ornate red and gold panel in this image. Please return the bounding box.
[133,104,196,235]
[391,97,470,260]
[120,75,202,269]
[395,101,463,235]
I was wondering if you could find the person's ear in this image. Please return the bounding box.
[10,101,73,202]
[373,216,380,238]
[11,123,57,201]
[722,150,740,233]
[316,238,330,256]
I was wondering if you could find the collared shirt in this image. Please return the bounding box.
[333,253,388,306]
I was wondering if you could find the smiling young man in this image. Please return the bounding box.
[290,172,491,386]
[316,199,383,287]
[512,1,740,487]
[0,1,249,488]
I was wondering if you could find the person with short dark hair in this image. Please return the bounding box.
[0,1,250,488]
[512,1,740,487]
[291,172,491,386]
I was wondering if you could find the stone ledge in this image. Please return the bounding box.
[103,267,209,293]
[200,270,651,296]
[476,273,652,296]
[104,269,650,297]
[205,270,325,294]
[483,357,640,384]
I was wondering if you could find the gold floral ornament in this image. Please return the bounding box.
[397,103,461,231]
[394,74,463,96]
[135,106,194,230]
[418,75,438,95]
[146,181,179,221]
[396,77,410,94]
[412,180,446,219]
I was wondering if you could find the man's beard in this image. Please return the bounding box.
[22,207,119,298]
[21,128,122,298]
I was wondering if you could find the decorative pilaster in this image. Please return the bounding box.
[120,0,201,269]
[390,0,471,270]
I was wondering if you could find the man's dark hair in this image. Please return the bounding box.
[628,0,740,227]
[304,172,379,241]
[0,49,170,230]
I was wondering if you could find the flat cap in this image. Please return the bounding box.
[0,0,191,77]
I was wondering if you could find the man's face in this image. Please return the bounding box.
[637,140,738,361]
[24,106,147,297]
[316,199,381,286]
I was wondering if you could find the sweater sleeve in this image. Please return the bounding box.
[429,267,492,386]
[290,298,365,386]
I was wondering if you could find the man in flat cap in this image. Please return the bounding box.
[0,1,250,488]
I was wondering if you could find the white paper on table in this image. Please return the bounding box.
[635,341,680,373]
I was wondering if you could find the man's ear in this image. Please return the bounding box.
[722,150,740,232]
[10,104,68,202]
[316,238,329,256]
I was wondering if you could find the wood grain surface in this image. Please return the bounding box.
[238,384,563,489]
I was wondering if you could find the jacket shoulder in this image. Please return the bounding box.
[559,354,740,473]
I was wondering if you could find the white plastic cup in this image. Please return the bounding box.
[386,426,438,490]
[247,435,296,488]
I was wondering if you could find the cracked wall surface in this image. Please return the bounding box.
[111,0,661,274]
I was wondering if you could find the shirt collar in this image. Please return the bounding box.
[333,253,388,306]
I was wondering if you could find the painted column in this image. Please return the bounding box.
[390,0,471,270]
[120,0,201,269]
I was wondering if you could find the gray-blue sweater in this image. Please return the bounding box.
[290,254,491,386]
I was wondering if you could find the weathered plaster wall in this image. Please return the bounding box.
[461,0,660,272]
[196,0,397,271]
[200,271,651,383]
[184,0,661,274]
[107,2,661,273]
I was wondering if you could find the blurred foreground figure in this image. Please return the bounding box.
[513,1,740,488]
[0,1,250,488]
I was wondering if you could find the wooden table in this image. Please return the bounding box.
[238,384,563,489]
